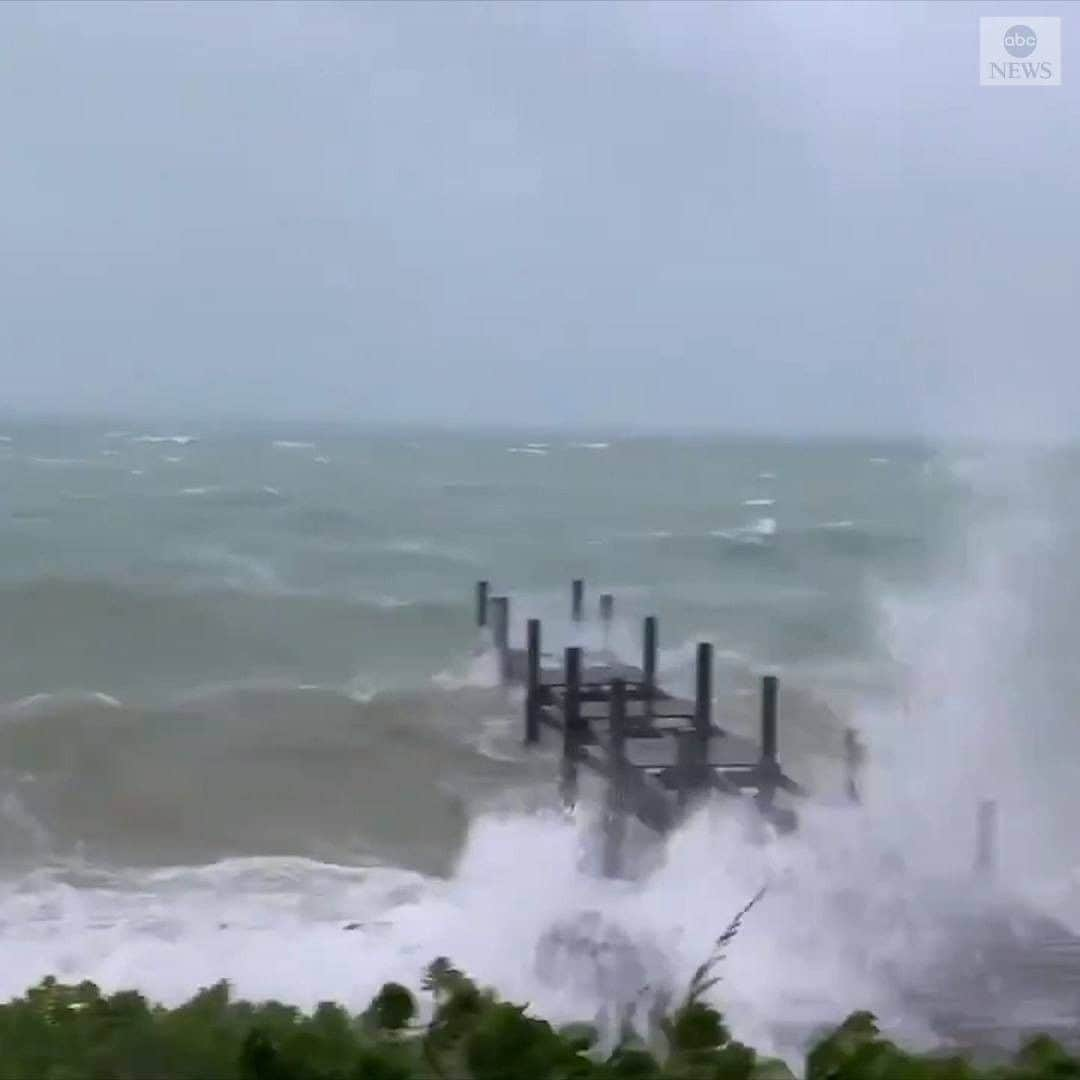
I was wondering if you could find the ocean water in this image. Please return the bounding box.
[1,419,1079,1059]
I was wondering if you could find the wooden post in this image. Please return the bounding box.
[525,618,541,744]
[602,677,628,877]
[642,616,657,705]
[757,674,779,811]
[491,596,510,683]
[692,641,712,792]
[475,580,489,628]
[599,593,614,649]
[571,578,585,623]
[559,646,582,808]
[975,798,997,878]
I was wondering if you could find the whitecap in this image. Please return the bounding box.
[743,498,775,507]
[710,516,777,542]
[507,447,548,455]
[313,456,331,464]
[869,457,890,465]
[272,441,317,450]
[131,435,198,445]
[569,442,610,450]
[4,690,123,716]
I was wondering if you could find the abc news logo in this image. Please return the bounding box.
[980,17,1062,86]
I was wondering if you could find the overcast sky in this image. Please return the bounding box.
[1,0,1076,436]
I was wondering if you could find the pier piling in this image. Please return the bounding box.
[559,646,583,808]
[690,642,713,794]
[491,596,510,683]
[757,675,779,811]
[475,580,489,628]
[675,730,697,811]
[642,616,657,704]
[525,618,541,744]
[602,677,629,876]
[571,579,585,623]
[599,593,614,647]
[844,727,861,804]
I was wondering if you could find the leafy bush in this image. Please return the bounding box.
[0,964,1074,1078]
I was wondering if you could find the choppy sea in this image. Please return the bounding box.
[2,418,1079,1059]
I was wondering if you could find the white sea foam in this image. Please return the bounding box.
[742,498,775,507]
[569,442,610,450]
[507,446,548,455]
[0,801,1036,1062]
[432,649,501,691]
[272,441,317,450]
[313,455,331,464]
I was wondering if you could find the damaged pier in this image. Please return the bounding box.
[475,578,804,875]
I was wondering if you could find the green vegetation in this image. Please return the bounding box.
[0,962,1076,1080]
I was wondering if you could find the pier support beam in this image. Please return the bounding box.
[475,580,489,628]
[757,675,779,812]
[975,798,997,878]
[602,678,628,877]
[525,618,541,744]
[559,646,582,809]
[571,579,585,623]
[490,596,510,684]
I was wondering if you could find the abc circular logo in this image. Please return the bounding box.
[1003,24,1037,58]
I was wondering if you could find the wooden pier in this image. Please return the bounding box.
[476,578,807,875]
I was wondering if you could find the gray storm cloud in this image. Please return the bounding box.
[0,0,1076,437]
